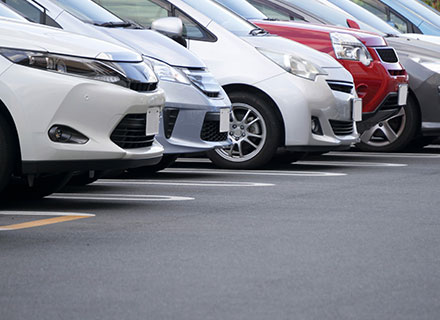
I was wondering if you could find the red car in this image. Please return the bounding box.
[216,0,410,152]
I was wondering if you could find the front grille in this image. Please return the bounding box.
[388,70,406,76]
[201,114,228,142]
[376,48,399,63]
[326,81,354,94]
[111,114,155,149]
[329,120,354,136]
[130,82,158,92]
[163,108,179,139]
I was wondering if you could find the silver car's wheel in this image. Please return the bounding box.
[360,107,406,147]
[215,103,267,163]
[207,91,281,169]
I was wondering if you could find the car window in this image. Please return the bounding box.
[389,10,408,33]
[53,0,124,24]
[2,0,41,22]
[93,0,170,27]
[0,2,27,20]
[181,0,257,36]
[352,0,387,21]
[2,0,60,27]
[94,0,213,41]
[247,1,294,21]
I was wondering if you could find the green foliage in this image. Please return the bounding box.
[423,0,440,11]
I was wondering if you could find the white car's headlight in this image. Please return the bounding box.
[0,48,141,86]
[144,56,190,84]
[257,47,327,81]
[331,33,373,66]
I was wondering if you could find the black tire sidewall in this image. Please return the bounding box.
[207,91,281,169]
[0,115,14,193]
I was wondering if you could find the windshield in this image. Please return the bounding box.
[280,0,380,32]
[0,3,27,20]
[327,0,400,35]
[181,0,258,36]
[399,0,440,26]
[50,0,124,25]
[214,0,268,20]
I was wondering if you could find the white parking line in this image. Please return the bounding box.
[94,180,274,187]
[0,211,94,217]
[49,193,194,202]
[296,161,407,167]
[163,168,346,177]
[329,152,440,159]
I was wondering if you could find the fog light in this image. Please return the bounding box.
[48,125,89,144]
[311,117,323,135]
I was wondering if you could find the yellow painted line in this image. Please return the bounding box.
[0,212,95,231]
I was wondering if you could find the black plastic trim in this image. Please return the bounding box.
[21,157,162,174]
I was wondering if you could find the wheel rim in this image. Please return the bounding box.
[360,107,406,147]
[215,103,267,163]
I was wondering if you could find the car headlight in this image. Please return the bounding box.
[257,47,327,81]
[331,33,373,66]
[0,48,136,87]
[181,69,222,97]
[143,56,190,84]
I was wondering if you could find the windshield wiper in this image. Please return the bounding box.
[94,21,133,28]
[249,27,268,36]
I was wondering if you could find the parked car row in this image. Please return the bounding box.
[0,0,439,199]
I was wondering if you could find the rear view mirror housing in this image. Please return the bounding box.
[152,17,183,37]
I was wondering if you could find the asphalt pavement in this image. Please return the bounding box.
[1,148,440,320]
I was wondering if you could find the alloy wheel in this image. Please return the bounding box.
[215,103,267,162]
[360,107,406,147]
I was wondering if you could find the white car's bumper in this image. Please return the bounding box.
[0,62,165,174]
[256,71,360,151]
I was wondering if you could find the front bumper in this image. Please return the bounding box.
[255,70,359,151]
[0,62,165,173]
[157,80,232,154]
[341,48,408,114]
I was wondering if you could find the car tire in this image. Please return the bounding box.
[207,91,281,169]
[128,154,178,175]
[0,115,14,194]
[357,94,419,152]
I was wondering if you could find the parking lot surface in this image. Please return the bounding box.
[1,149,440,320]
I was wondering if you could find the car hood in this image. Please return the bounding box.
[387,36,440,60]
[0,19,142,62]
[242,34,343,69]
[96,27,205,68]
[253,20,387,47]
[401,33,440,47]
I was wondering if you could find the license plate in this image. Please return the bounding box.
[219,108,230,133]
[352,98,363,122]
[398,84,408,106]
[146,107,160,136]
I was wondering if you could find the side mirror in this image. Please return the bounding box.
[151,17,183,37]
[346,19,360,29]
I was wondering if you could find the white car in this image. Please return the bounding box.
[0,19,165,199]
[96,0,361,169]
